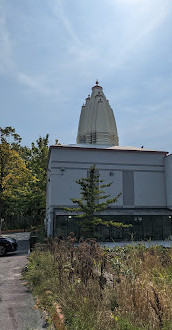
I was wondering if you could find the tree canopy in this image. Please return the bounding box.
[0,127,51,229]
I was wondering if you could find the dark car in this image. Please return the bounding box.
[0,236,18,256]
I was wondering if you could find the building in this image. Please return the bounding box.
[46,82,172,240]
[77,80,119,146]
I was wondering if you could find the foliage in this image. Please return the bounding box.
[0,126,51,228]
[2,149,37,218]
[23,135,49,223]
[64,165,126,235]
[24,238,172,329]
[0,127,35,221]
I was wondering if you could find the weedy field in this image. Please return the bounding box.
[24,236,172,329]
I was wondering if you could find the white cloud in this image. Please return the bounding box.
[0,0,172,152]
[17,72,60,98]
[99,0,171,71]
[48,0,99,66]
[50,0,83,47]
[134,12,167,43]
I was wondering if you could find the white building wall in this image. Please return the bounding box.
[46,146,172,235]
[47,146,167,215]
[165,154,172,209]
[134,172,166,207]
[99,170,123,206]
[50,168,85,205]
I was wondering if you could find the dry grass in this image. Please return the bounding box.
[24,237,172,329]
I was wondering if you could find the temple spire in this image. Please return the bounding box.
[77,82,119,146]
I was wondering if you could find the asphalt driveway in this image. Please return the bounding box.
[0,233,47,330]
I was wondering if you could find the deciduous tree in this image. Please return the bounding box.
[25,135,49,223]
[0,127,35,221]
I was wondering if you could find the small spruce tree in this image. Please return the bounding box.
[64,164,125,236]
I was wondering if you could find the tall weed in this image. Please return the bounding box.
[24,238,172,329]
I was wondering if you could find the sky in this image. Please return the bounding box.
[1,0,172,152]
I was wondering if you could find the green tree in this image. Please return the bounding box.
[25,135,49,224]
[64,164,125,235]
[0,127,35,222]
[2,148,37,218]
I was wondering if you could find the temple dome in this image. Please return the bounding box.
[77,81,119,146]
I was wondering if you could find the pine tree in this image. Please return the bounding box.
[64,164,123,235]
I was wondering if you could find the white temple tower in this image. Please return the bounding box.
[77,81,119,146]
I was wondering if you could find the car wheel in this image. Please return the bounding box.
[0,245,6,257]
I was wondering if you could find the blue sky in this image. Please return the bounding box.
[1,0,172,152]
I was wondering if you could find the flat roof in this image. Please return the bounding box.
[49,144,168,155]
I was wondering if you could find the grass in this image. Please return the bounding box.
[24,236,172,329]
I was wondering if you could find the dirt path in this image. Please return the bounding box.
[0,233,46,330]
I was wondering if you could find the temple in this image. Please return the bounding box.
[77,81,119,146]
[46,82,172,240]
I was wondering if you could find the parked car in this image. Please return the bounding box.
[0,236,18,256]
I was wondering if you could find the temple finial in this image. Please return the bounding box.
[96,80,99,85]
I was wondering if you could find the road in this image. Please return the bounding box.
[0,233,47,330]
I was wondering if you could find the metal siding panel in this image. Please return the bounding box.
[123,171,134,206]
